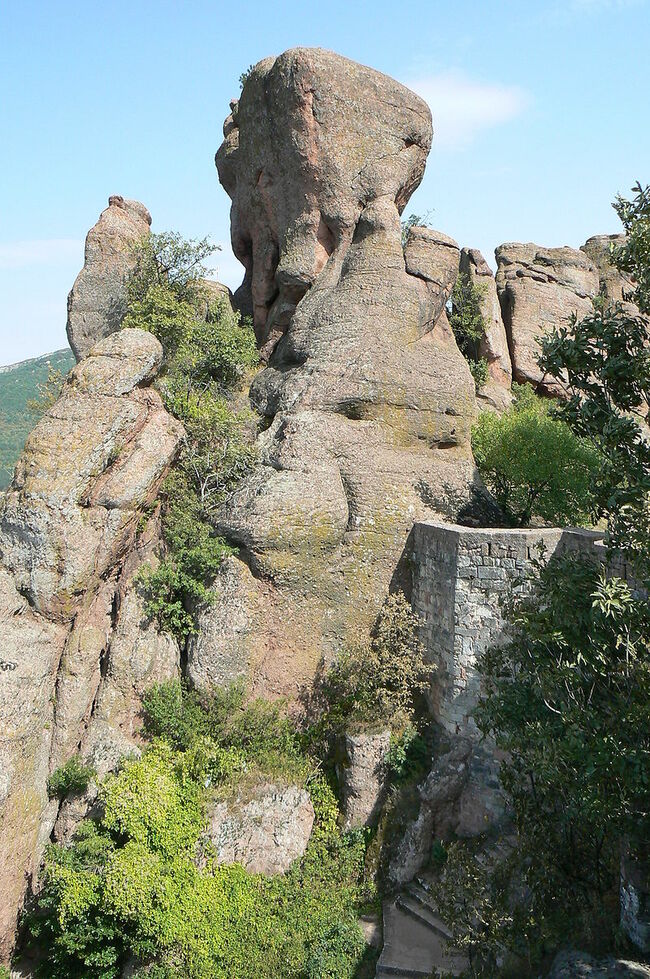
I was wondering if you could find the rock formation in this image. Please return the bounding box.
[495,243,599,393]
[67,196,152,360]
[208,47,482,698]
[1,45,640,970]
[549,951,650,978]
[459,247,512,410]
[581,233,641,315]
[388,738,507,887]
[0,328,182,958]
[338,729,391,830]
[205,783,314,875]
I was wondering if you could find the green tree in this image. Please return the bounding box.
[47,756,95,799]
[126,232,218,307]
[471,384,602,527]
[449,269,489,391]
[539,182,650,578]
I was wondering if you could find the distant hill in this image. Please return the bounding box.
[0,348,75,489]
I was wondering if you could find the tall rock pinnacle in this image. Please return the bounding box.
[198,48,483,699]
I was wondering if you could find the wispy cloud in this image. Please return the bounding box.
[0,239,82,270]
[407,72,529,151]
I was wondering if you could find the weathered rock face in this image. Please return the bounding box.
[459,248,512,411]
[581,233,640,314]
[495,243,599,393]
[388,738,508,887]
[212,48,481,697]
[339,729,391,830]
[216,47,433,354]
[67,196,151,360]
[205,783,314,875]
[621,842,650,955]
[405,227,460,326]
[0,328,182,959]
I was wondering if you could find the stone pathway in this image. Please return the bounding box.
[375,878,467,977]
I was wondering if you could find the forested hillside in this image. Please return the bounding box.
[0,348,74,488]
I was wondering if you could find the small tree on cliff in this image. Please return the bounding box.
[471,383,602,527]
[123,232,258,641]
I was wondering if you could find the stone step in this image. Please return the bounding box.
[406,881,444,917]
[375,963,433,977]
[396,892,453,940]
[375,900,467,979]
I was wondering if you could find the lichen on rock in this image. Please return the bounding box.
[212,47,482,699]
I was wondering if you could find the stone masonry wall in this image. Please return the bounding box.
[410,522,606,736]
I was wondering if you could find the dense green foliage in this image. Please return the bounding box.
[26,685,372,979]
[0,348,74,488]
[123,232,258,641]
[472,383,602,527]
[477,557,650,955]
[142,680,310,787]
[47,757,96,800]
[449,269,489,391]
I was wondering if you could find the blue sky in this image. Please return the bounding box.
[1,0,649,364]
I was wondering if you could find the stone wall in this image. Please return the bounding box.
[410,522,605,736]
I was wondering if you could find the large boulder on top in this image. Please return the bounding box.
[216,47,433,356]
[495,243,599,394]
[213,49,482,698]
[404,227,460,324]
[66,195,151,360]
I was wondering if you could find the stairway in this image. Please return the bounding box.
[375,879,467,978]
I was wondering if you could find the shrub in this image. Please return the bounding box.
[123,231,259,641]
[138,484,233,640]
[449,269,485,359]
[384,724,429,783]
[26,364,67,417]
[315,592,432,735]
[469,356,489,391]
[142,679,210,749]
[143,680,308,788]
[449,269,490,391]
[47,756,95,799]
[400,211,432,247]
[28,691,370,979]
[471,383,602,526]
